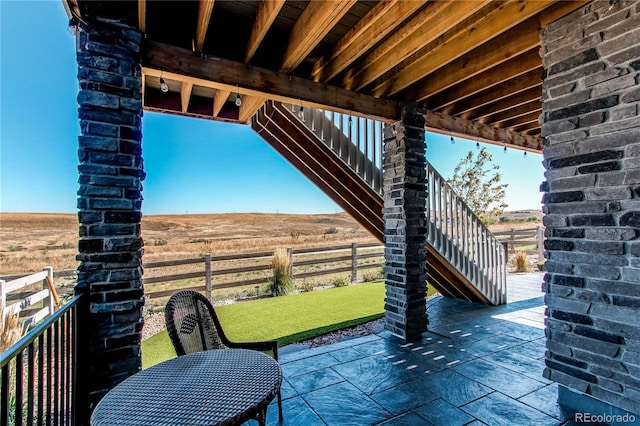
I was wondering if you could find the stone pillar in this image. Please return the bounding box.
[540,0,640,415]
[383,103,428,341]
[75,17,145,410]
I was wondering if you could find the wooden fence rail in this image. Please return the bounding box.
[492,226,544,259]
[0,267,59,331]
[1,242,384,305]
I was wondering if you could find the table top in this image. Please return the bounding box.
[91,349,282,426]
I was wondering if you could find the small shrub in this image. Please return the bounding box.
[537,260,545,271]
[331,276,350,288]
[527,217,539,222]
[61,242,75,249]
[153,239,168,246]
[499,216,511,223]
[298,280,315,293]
[324,227,339,235]
[361,269,382,282]
[268,248,294,296]
[1,307,23,352]
[8,245,22,252]
[514,251,531,272]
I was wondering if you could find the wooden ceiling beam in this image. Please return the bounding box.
[138,0,146,33]
[238,95,267,123]
[462,86,541,122]
[141,40,398,121]
[180,81,193,113]
[343,0,486,91]
[441,70,542,116]
[502,112,541,130]
[427,49,541,111]
[311,0,425,83]
[212,89,230,117]
[411,1,589,102]
[372,0,553,98]
[280,0,357,73]
[244,0,285,64]
[484,102,541,126]
[195,0,215,52]
[425,110,542,152]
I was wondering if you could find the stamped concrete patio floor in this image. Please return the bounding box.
[258,273,579,426]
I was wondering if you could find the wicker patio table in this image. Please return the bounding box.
[90,349,282,426]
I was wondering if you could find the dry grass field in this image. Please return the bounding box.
[0,211,541,310]
[0,212,377,276]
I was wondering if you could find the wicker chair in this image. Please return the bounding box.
[165,290,283,422]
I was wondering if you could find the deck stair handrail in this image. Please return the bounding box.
[280,103,506,305]
[288,104,384,194]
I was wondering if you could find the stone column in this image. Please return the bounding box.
[75,17,145,410]
[383,103,428,341]
[540,0,640,415]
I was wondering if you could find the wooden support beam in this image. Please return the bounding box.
[212,89,230,117]
[138,0,146,33]
[427,49,541,111]
[342,1,485,91]
[485,102,541,126]
[245,0,285,64]
[371,0,553,98]
[280,0,356,73]
[238,95,267,123]
[141,40,398,121]
[441,70,542,116]
[411,1,590,102]
[311,0,425,83]
[462,86,541,121]
[181,81,193,113]
[424,110,542,152]
[195,0,215,52]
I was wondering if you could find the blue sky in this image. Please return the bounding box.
[0,1,545,215]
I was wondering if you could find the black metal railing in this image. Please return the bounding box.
[0,283,87,426]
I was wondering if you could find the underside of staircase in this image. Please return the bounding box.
[252,101,504,305]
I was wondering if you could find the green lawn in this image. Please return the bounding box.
[142,282,437,368]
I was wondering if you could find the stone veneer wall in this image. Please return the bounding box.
[382,104,428,341]
[540,0,640,414]
[76,18,145,409]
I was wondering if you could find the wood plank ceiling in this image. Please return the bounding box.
[67,0,590,152]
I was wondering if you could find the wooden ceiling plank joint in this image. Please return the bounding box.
[213,89,231,117]
[245,0,286,64]
[195,0,215,52]
[424,110,542,152]
[343,0,491,92]
[142,40,398,121]
[312,0,426,83]
[138,0,146,33]
[181,81,194,113]
[280,0,357,73]
[371,0,555,98]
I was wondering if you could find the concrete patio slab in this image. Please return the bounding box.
[247,273,598,425]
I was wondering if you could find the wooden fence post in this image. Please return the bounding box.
[204,253,212,300]
[43,266,54,315]
[509,228,516,254]
[536,226,544,260]
[351,242,358,283]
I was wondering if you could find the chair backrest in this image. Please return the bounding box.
[165,290,229,356]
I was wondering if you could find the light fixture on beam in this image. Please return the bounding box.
[235,85,242,107]
[159,72,169,93]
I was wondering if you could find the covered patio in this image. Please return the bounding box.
[12,0,636,422]
[265,273,567,425]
